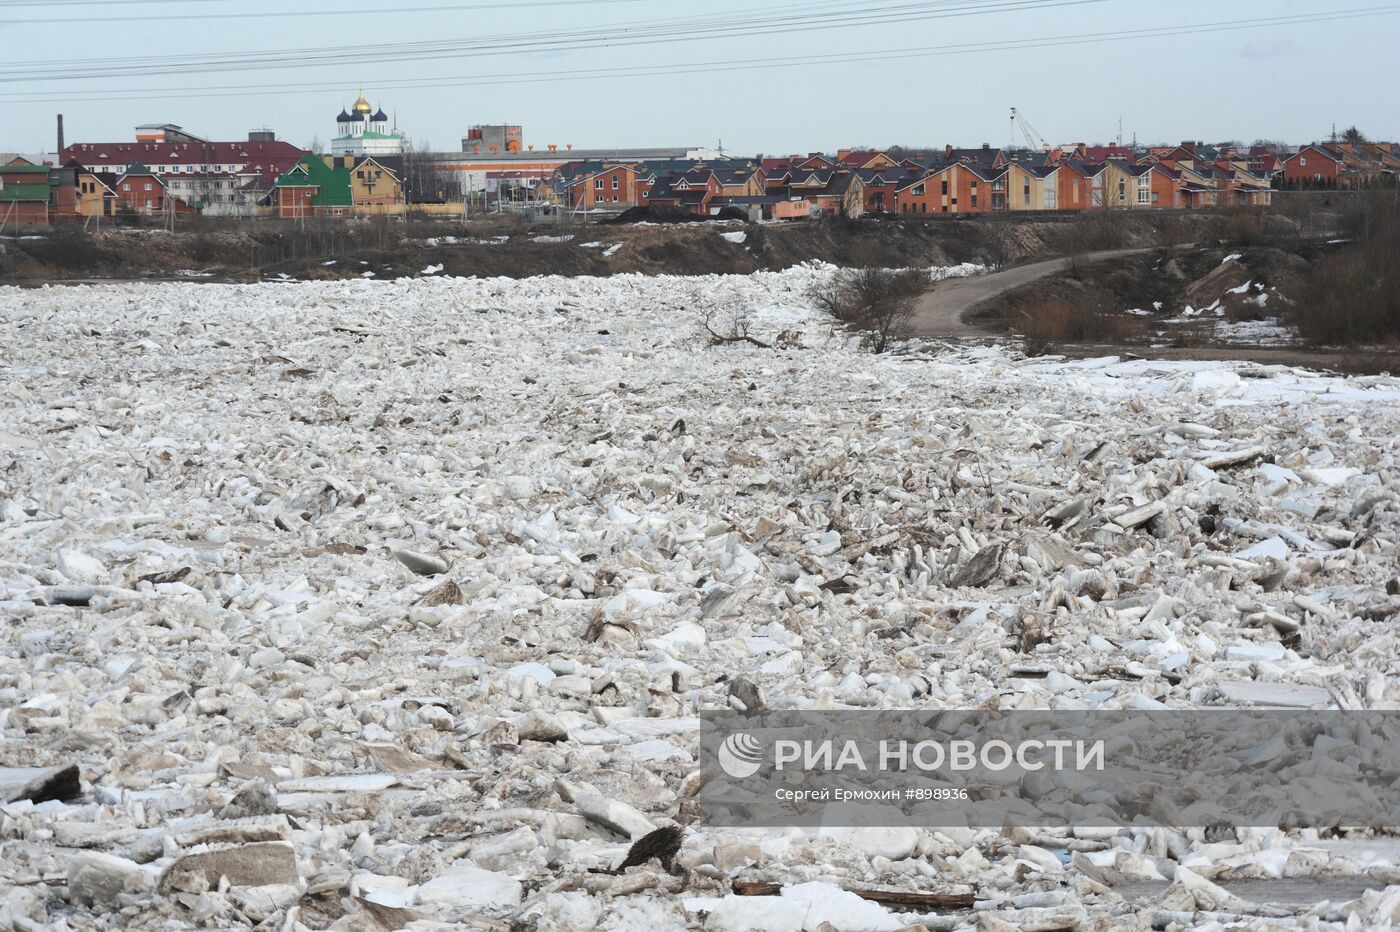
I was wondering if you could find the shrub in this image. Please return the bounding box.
[189,233,221,264]
[20,225,103,271]
[1218,209,1266,246]
[1064,211,1130,253]
[1014,298,1143,345]
[1223,294,1271,324]
[809,266,930,353]
[1293,194,1400,345]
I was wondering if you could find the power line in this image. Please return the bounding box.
[0,0,1099,80]
[0,0,228,6]
[12,5,1395,106]
[0,0,644,24]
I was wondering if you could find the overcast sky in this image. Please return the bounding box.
[6,0,1397,157]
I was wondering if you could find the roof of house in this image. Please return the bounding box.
[856,167,917,185]
[61,139,306,173]
[115,163,165,184]
[1,159,49,175]
[273,155,353,206]
[839,151,894,168]
[711,195,784,205]
[1004,148,1050,166]
[1064,160,1107,177]
[1081,145,1136,163]
[715,167,759,185]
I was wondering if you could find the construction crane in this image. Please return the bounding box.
[1010,107,1051,152]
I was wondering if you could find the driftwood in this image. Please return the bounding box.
[704,312,772,348]
[731,879,976,911]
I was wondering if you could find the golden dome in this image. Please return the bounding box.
[353,90,372,114]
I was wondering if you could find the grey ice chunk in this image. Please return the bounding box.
[68,852,152,909]
[46,585,96,607]
[394,549,449,576]
[1111,502,1165,529]
[573,791,656,839]
[514,710,569,743]
[163,841,298,889]
[1217,680,1333,708]
[56,549,107,584]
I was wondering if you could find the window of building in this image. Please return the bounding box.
[912,183,925,197]
[941,179,948,195]
[612,176,619,189]
[1138,174,1151,204]
[595,178,604,189]
[971,194,978,208]
[1024,179,1031,206]
[144,182,153,191]
[1118,178,1126,200]
[1299,156,1307,166]
[123,183,131,191]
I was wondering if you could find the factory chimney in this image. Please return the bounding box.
[57,114,65,155]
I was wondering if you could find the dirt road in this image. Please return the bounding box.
[912,248,1160,338]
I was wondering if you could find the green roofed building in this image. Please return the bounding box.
[0,158,56,227]
[272,154,403,218]
[273,155,353,218]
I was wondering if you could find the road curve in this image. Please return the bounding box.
[911,247,1162,339]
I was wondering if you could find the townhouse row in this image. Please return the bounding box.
[555,142,1285,221]
[6,135,1397,228]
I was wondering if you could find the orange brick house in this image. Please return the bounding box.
[112,164,194,215]
[894,162,1002,215]
[645,168,723,215]
[856,166,919,213]
[1050,161,1091,211]
[567,163,646,208]
[1280,145,1344,187]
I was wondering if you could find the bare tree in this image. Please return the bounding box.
[402,138,460,204]
[983,223,1016,270]
[308,135,325,156]
[809,267,931,353]
[703,310,771,348]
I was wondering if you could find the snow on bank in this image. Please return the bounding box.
[1,266,1399,929]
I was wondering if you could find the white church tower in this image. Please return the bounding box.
[331,91,404,157]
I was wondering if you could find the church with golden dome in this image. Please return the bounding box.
[331,91,404,157]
